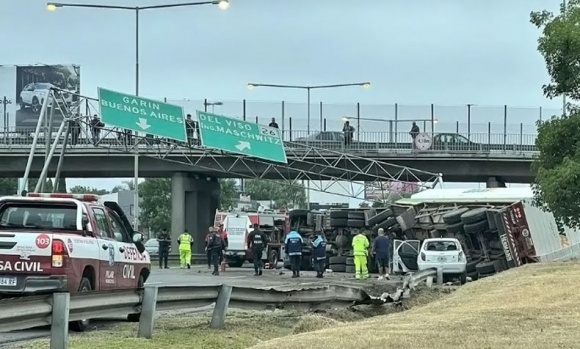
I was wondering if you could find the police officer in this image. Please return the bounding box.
[206,228,225,276]
[204,226,213,269]
[177,230,193,269]
[248,223,269,276]
[285,230,303,278]
[311,231,327,278]
[156,228,171,269]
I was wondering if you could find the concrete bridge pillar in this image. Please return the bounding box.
[486,176,506,188]
[171,173,220,255]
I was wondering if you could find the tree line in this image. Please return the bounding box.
[531,2,580,229]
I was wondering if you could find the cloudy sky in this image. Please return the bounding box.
[1,0,562,201]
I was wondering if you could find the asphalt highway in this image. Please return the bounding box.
[0,265,401,347]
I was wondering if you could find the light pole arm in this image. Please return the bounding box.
[48,3,137,10]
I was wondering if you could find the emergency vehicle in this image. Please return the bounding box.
[214,209,289,268]
[0,193,151,331]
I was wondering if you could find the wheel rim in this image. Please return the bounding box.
[32,99,39,112]
[270,251,279,265]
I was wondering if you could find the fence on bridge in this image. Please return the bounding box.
[3,98,557,140]
[162,99,559,136]
[0,126,539,154]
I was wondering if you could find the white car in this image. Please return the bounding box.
[20,82,74,113]
[417,238,467,284]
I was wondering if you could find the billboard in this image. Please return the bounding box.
[0,64,80,131]
[364,181,420,200]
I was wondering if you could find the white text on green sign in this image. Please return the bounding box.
[198,113,282,146]
[98,88,186,141]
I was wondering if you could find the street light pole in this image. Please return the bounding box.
[134,8,140,230]
[246,81,371,210]
[46,0,230,229]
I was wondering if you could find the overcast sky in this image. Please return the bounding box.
[2,0,561,200]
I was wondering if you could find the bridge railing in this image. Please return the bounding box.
[0,126,538,154]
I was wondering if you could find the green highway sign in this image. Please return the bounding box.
[196,111,287,164]
[98,87,187,142]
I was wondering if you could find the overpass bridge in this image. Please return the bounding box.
[1,120,537,251]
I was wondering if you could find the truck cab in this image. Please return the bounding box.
[0,193,150,299]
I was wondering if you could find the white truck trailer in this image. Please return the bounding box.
[391,187,580,279]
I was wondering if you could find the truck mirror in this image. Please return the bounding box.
[132,232,144,243]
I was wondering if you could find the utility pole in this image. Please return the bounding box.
[2,96,11,144]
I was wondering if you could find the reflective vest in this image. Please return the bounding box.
[352,234,369,256]
[178,233,192,250]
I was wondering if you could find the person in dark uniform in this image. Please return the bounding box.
[204,226,213,269]
[185,114,195,146]
[206,228,224,276]
[69,119,81,146]
[247,223,269,276]
[269,118,279,128]
[311,231,327,278]
[156,228,171,269]
[285,230,303,278]
[89,115,104,146]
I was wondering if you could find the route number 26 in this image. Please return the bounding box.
[260,127,278,137]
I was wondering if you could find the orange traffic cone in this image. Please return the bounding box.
[220,260,226,272]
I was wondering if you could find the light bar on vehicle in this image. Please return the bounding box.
[26,193,99,202]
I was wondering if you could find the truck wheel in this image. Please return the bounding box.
[329,256,347,265]
[345,265,356,274]
[127,274,145,322]
[330,264,346,272]
[367,208,393,226]
[442,208,469,224]
[70,277,92,332]
[460,208,488,224]
[464,219,489,234]
[475,260,496,275]
[346,257,355,266]
[269,249,280,267]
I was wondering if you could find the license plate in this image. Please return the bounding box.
[437,257,447,262]
[0,277,16,286]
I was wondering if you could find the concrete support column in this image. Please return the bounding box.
[171,173,220,255]
[486,176,506,188]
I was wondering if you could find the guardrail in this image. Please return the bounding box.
[0,126,538,155]
[0,269,446,348]
[0,284,371,348]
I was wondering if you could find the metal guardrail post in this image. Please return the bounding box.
[436,267,444,285]
[210,285,233,329]
[50,292,70,349]
[138,285,159,339]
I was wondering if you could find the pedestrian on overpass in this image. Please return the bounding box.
[311,231,327,278]
[156,228,171,269]
[206,228,225,276]
[342,121,355,147]
[372,228,390,280]
[248,223,269,276]
[352,230,370,280]
[177,230,193,269]
[410,122,420,149]
[285,230,303,278]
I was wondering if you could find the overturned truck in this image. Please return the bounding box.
[390,187,580,280]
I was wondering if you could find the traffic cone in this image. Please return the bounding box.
[220,260,226,272]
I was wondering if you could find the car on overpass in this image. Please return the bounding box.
[290,131,536,152]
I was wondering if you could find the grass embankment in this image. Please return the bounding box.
[18,262,580,349]
[252,262,580,349]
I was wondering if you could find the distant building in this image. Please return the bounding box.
[99,190,139,229]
